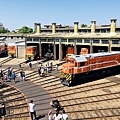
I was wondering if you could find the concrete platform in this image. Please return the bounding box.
[3,58,26,65]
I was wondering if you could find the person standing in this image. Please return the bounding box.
[22,72,26,81]
[9,67,12,78]
[61,110,68,120]
[3,74,7,84]
[28,100,37,120]
[41,67,44,77]
[56,64,58,71]
[29,62,32,69]
[53,110,62,120]
[12,72,16,83]
[0,69,4,80]
[19,70,23,81]
[0,70,4,86]
[7,68,11,81]
[50,62,53,71]
[18,61,21,69]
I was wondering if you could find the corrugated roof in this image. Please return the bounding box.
[70,54,88,62]
[82,51,120,58]
[27,32,120,39]
[70,51,120,62]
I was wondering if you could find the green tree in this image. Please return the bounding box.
[18,26,33,33]
[0,27,9,33]
[81,24,87,28]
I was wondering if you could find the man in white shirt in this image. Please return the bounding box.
[62,110,68,120]
[53,110,62,120]
[28,100,37,120]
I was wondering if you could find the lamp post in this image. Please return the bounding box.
[6,28,8,42]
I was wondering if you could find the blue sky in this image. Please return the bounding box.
[0,0,120,30]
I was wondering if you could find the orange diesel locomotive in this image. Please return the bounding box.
[25,46,38,61]
[8,45,16,58]
[60,51,120,86]
[66,47,74,59]
[0,42,8,57]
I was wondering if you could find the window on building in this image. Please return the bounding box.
[33,38,39,42]
[77,39,82,43]
[62,39,67,42]
[84,39,90,43]
[101,29,107,33]
[112,40,120,44]
[48,39,53,42]
[55,39,59,42]
[27,38,32,41]
[80,62,85,66]
[68,39,74,42]
[93,40,100,43]
[41,39,46,42]
[75,62,77,67]
[101,40,109,44]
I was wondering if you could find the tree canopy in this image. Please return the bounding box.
[81,24,87,28]
[0,27,9,33]
[18,26,33,33]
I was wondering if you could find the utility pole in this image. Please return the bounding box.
[6,28,8,42]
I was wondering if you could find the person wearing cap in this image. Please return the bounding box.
[50,99,63,112]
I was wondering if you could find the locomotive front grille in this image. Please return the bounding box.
[8,53,16,57]
[25,54,34,60]
[60,71,72,81]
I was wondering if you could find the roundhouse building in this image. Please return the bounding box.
[26,19,120,61]
[0,19,120,60]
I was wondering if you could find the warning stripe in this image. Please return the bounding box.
[60,71,72,81]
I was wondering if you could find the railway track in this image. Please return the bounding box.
[0,84,30,120]
[2,59,120,119]
[22,69,120,120]
[0,57,13,67]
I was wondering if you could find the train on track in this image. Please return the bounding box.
[44,50,54,60]
[25,46,38,61]
[66,47,88,59]
[8,44,16,58]
[0,42,8,57]
[60,51,120,86]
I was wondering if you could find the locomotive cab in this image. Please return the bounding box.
[44,51,54,60]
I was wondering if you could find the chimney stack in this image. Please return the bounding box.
[74,22,79,34]
[110,19,117,33]
[52,23,56,34]
[91,21,96,33]
[34,23,37,33]
[36,23,41,34]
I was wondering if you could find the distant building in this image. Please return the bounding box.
[0,22,4,28]
[14,28,19,33]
